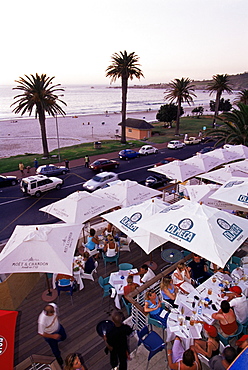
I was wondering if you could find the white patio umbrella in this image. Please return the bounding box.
[149,160,201,182]
[209,177,248,210]
[184,153,224,173]
[197,165,248,184]
[0,223,82,275]
[102,198,169,254]
[208,147,240,163]
[39,190,118,224]
[95,179,162,207]
[185,183,247,211]
[228,159,248,173]
[223,144,248,159]
[138,198,248,268]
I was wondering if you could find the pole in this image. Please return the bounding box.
[55,114,61,163]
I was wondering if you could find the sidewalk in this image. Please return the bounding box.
[2,142,168,178]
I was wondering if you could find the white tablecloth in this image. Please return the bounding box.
[109,269,140,309]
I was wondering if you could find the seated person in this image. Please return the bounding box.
[103,234,118,257]
[144,289,168,327]
[212,300,238,336]
[167,337,201,370]
[82,252,95,274]
[209,346,237,370]
[191,323,219,359]
[55,273,75,285]
[188,254,211,284]
[236,334,248,355]
[64,353,85,370]
[130,264,155,284]
[160,277,178,307]
[124,275,139,297]
[85,228,99,253]
[103,222,115,238]
[172,262,195,294]
[224,286,248,324]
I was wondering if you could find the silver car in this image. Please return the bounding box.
[36,164,69,176]
[82,172,119,192]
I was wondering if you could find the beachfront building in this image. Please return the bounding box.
[118,118,154,140]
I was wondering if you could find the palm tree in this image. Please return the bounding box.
[208,103,248,146]
[11,73,66,157]
[164,78,196,136]
[234,89,248,105]
[207,74,233,128]
[106,51,144,143]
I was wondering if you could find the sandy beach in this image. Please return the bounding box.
[0,111,158,158]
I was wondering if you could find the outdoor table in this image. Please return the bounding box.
[231,267,248,296]
[161,248,183,264]
[109,268,139,309]
[167,310,202,348]
[52,272,84,291]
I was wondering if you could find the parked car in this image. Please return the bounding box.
[167,140,185,149]
[184,136,201,145]
[82,171,119,192]
[0,175,18,187]
[89,158,119,171]
[138,145,158,155]
[20,175,63,197]
[36,164,69,176]
[197,146,214,154]
[145,174,172,189]
[119,149,139,160]
[154,157,177,167]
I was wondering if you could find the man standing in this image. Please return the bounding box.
[188,254,210,284]
[104,311,133,370]
[34,158,39,170]
[38,303,66,368]
[84,155,90,168]
[19,162,24,176]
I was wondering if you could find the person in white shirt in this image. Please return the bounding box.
[130,264,155,284]
[38,303,66,367]
[226,286,248,324]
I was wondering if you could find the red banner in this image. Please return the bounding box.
[0,310,18,370]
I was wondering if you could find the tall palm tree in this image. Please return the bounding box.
[234,89,248,105]
[164,78,196,136]
[207,74,233,128]
[208,103,248,146]
[11,73,66,157]
[106,50,144,143]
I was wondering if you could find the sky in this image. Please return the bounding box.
[1,0,248,86]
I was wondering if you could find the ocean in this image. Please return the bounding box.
[0,84,237,120]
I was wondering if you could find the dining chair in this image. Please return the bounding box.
[81,261,98,281]
[218,322,243,346]
[102,251,119,273]
[55,279,74,305]
[121,296,132,316]
[118,263,133,271]
[147,314,167,340]
[137,326,165,370]
[119,236,132,252]
[98,276,113,303]
[231,256,241,267]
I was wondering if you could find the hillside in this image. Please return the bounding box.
[131,72,248,90]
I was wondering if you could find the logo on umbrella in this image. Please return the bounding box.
[165,218,196,243]
[238,194,248,204]
[120,212,142,232]
[224,180,244,188]
[0,336,7,355]
[217,218,243,242]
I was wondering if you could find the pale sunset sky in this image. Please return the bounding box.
[1,0,247,86]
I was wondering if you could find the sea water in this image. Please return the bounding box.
[0,84,237,120]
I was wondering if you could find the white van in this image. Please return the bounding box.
[20,175,63,197]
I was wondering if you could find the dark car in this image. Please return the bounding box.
[119,149,139,160]
[145,174,171,189]
[36,164,69,176]
[0,175,18,187]
[197,146,214,154]
[154,157,177,167]
[89,158,119,172]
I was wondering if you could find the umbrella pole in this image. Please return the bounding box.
[41,273,58,302]
[144,252,157,271]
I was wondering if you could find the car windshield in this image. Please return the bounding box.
[93,161,101,165]
[92,175,102,182]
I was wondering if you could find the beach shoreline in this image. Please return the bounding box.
[0,110,158,158]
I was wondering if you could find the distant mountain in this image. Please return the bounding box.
[131,72,248,90]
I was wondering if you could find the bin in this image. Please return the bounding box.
[94,141,102,149]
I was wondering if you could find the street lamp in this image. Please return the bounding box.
[55,114,61,163]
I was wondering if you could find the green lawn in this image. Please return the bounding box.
[0,116,214,173]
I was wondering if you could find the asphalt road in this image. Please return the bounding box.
[0,142,210,242]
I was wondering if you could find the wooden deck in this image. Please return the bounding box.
[13,241,172,370]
